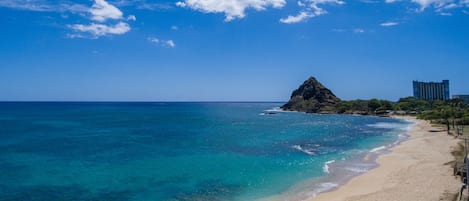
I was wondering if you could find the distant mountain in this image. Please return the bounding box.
[282,76,341,113]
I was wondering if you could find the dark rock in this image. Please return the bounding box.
[282,76,341,113]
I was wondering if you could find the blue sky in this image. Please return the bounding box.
[0,0,468,101]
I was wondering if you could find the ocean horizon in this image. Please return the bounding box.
[0,102,412,201]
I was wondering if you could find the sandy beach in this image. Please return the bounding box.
[308,116,461,201]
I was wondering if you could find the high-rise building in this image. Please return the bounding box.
[413,80,450,101]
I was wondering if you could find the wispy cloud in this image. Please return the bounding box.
[380,21,399,26]
[0,0,88,12]
[411,0,451,10]
[353,28,365,33]
[331,28,367,33]
[408,0,468,14]
[137,2,173,10]
[166,40,175,48]
[359,0,380,3]
[175,0,286,21]
[148,37,176,48]
[385,0,467,15]
[280,0,345,24]
[439,11,452,15]
[332,28,346,32]
[280,11,312,24]
[127,15,136,21]
[171,25,179,30]
[68,22,131,39]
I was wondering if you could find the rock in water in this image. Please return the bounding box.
[282,77,341,113]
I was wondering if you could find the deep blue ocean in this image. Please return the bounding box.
[0,102,411,201]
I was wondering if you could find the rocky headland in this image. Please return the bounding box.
[282,77,341,113]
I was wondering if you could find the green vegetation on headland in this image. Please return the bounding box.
[282,76,469,130]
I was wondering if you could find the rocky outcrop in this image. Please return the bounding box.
[282,76,341,113]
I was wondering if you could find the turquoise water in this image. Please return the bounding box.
[0,102,410,201]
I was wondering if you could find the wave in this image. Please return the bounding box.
[308,182,339,197]
[264,107,283,112]
[292,145,316,156]
[259,107,287,115]
[323,160,336,174]
[367,122,408,130]
[345,166,369,173]
[369,145,387,153]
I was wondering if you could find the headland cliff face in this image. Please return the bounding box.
[282,77,341,113]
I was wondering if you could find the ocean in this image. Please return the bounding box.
[0,102,411,201]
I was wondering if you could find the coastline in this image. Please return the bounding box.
[306,116,460,201]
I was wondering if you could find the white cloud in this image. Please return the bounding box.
[332,28,346,32]
[148,37,176,48]
[331,28,370,33]
[411,0,449,9]
[175,0,286,21]
[0,0,88,12]
[0,0,50,11]
[380,21,399,26]
[90,0,123,22]
[171,25,179,30]
[127,15,137,21]
[66,33,86,39]
[166,40,175,47]
[385,0,467,14]
[68,22,131,38]
[443,2,459,8]
[67,0,133,38]
[175,1,186,7]
[148,37,160,43]
[280,0,345,24]
[353,28,365,33]
[360,0,380,3]
[0,0,133,39]
[409,0,464,12]
[137,2,173,10]
[280,11,312,23]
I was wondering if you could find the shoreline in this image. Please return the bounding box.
[262,115,414,201]
[305,116,460,201]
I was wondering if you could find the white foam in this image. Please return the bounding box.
[369,145,387,153]
[292,145,316,156]
[264,107,284,112]
[307,182,339,198]
[323,160,336,174]
[345,166,369,173]
[367,122,407,130]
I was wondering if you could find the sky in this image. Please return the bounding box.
[0,0,468,102]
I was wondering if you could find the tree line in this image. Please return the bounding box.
[336,97,469,133]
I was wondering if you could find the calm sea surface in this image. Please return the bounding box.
[0,102,410,201]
